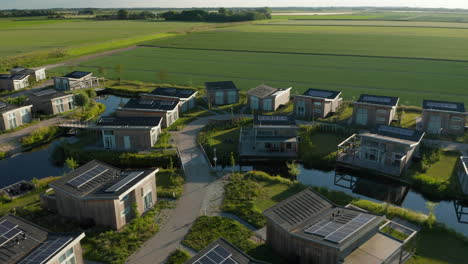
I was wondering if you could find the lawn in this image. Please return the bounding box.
[156,169,184,199]
[399,110,422,129]
[50,44,468,106]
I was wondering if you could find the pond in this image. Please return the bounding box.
[0,94,129,188]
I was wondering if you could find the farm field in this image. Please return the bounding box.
[0,18,208,58]
[144,24,468,61]
[266,19,468,28]
[50,45,468,106]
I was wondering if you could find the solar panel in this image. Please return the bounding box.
[0,101,7,109]
[67,165,108,188]
[163,88,176,93]
[159,101,175,106]
[180,89,194,94]
[378,126,415,137]
[19,237,73,264]
[426,102,458,109]
[362,96,391,103]
[258,116,288,121]
[33,90,56,97]
[308,90,333,98]
[194,245,238,264]
[139,100,154,105]
[0,220,22,247]
[105,171,144,193]
[304,219,329,234]
[314,222,344,237]
[325,214,376,244]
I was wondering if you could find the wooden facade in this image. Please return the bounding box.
[294,89,342,119]
[0,104,33,131]
[0,74,29,91]
[53,71,102,91]
[28,91,75,115]
[421,100,466,136]
[352,94,399,127]
[116,108,178,128]
[246,85,291,112]
[205,81,240,106]
[10,67,46,82]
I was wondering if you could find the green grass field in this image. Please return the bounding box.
[51,46,468,106]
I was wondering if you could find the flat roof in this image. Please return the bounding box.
[122,98,178,111]
[0,74,29,80]
[357,94,399,107]
[302,88,341,100]
[149,87,197,99]
[366,125,425,145]
[205,81,238,91]
[254,115,296,126]
[0,101,25,114]
[344,233,402,264]
[247,84,279,99]
[185,238,268,264]
[10,67,41,75]
[264,188,383,249]
[29,89,70,100]
[49,160,156,199]
[0,214,83,264]
[64,71,92,79]
[97,116,162,128]
[423,99,466,113]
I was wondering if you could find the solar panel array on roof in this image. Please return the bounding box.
[105,171,143,193]
[308,90,333,98]
[362,96,391,103]
[33,90,56,97]
[0,101,7,109]
[180,90,193,94]
[258,116,288,121]
[19,237,72,264]
[160,101,175,106]
[139,100,154,105]
[163,88,176,93]
[426,102,458,110]
[67,165,108,188]
[378,126,415,137]
[325,214,376,244]
[0,220,22,247]
[194,245,238,264]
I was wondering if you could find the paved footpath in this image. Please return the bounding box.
[127,117,215,264]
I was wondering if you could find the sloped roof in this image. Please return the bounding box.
[247,84,279,99]
[302,88,341,100]
[0,101,21,115]
[63,71,92,79]
[0,74,29,80]
[371,125,425,144]
[423,100,466,113]
[28,89,71,101]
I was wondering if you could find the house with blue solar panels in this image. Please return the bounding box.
[421,99,467,136]
[141,87,198,113]
[115,98,180,128]
[28,89,76,115]
[263,188,418,264]
[337,125,425,177]
[294,88,343,119]
[184,237,268,264]
[0,214,85,264]
[43,160,158,230]
[53,71,103,91]
[352,94,399,127]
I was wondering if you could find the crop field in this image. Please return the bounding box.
[50,46,468,106]
[0,18,208,58]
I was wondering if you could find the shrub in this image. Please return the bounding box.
[167,249,191,264]
[21,126,64,147]
[0,152,6,160]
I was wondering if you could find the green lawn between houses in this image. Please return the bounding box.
[219,171,468,264]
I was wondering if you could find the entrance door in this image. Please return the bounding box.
[250,96,259,110]
[428,116,442,134]
[123,136,131,150]
[144,192,153,211]
[215,92,224,105]
[356,108,368,126]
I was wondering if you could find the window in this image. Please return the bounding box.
[313,102,322,107]
[313,108,322,113]
[55,99,65,113]
[68,98,75,110]
[295,100,305,116]
[377,109,388,115]
[103,130,114,136]
[7,112,17,129]
[451,116,464,122]
[428,115,442,134]
[250,96,259,110]
[144,192,153,211]
[356,108,368,125]
[227,91,237,104]
[286,143,292,149]
[263,99,272,111]
[450,125,461,130]
[58,247,76,264]
[215,92,224,105]
[376,116,386,123]
[20,108,30,124]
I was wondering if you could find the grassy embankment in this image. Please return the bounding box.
[220,170,468,264]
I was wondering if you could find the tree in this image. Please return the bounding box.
[73,92,90,108]
[230,152,236,173]
[286,161,300,179]
[117,9,129,20]
[426,201,437,228]
[218,8,227,15]
[65,157,79,170]
[115,64,124,85]
[157,69,168,83]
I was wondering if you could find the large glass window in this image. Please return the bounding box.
[55,99,65,113]
[20,108,30,124]
[7,112,17,129]
[58,247,76,264]
[215,92,224,105]
[356,108,368,125]
[295,100,305,116]
[227,91,237,104]
[68,98,75,110]
[250,96,259,110]
[144,192,153,211]
[263,99,272,111]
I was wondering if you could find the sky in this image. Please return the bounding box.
[2,0,468,10]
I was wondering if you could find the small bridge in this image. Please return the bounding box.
[58,120,95,128]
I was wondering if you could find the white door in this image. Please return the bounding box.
[123,136,131,150]
[250,96,259,110]
[428,116,442,134]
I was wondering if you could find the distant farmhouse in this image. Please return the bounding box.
[337,125,425,177]
[421,100,466,136]
[0,101,33,131]
[0,74,29,91]
[0,214,85,264]
[239,115,299,159]
[352,94,399,127]
[184,237,268,264]
[10,67,46,82]
[205,81,239,106]
[28,89,75,115]
[264,188,418,264]
[43,160,158,230]
[116,98,179,128]
[246,84,291,112]
[141,87,197,113]
[91,116,162,150]
[53,71,102,91]
[294,88,342,119]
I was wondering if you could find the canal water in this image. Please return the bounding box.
[0,95,128,187]
[1,94,467,236]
